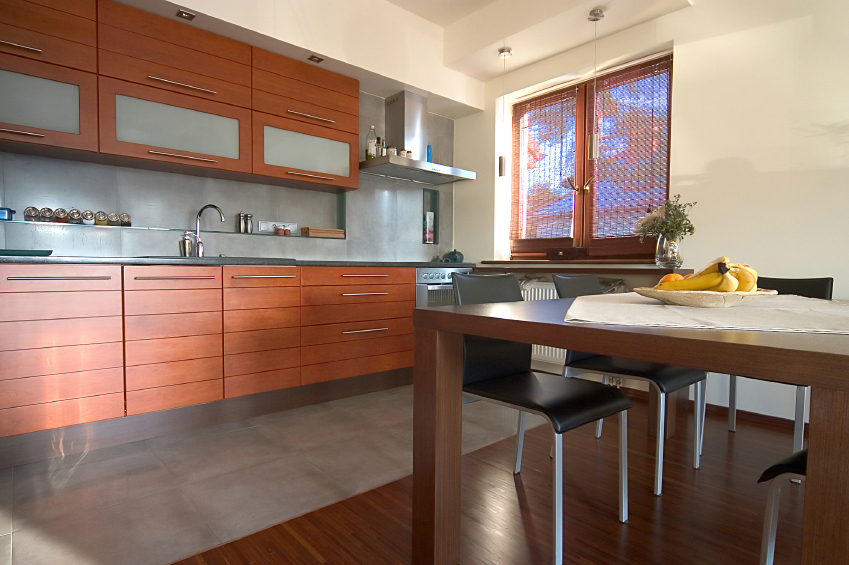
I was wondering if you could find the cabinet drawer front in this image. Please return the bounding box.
[0,367,123,410]
[124,266,222,290]
[301,351,414,386]
[0,264,119,292]
[224,327,300,355]
[302,302,414,326]
[0,23,96,71]
[124,289,222,316]
[301,317,413,346]
[0,393,124,438]
[224,307,300,333]
[26,0,96,20]
[99,77,252,173]
[0,0,96,46]
[0,290,122,322]
[98,24,251,86]
[224,288,300,310]
[252,90,358,134]
[125,334,222,366]
[126,380,222,416]
[252,112,358,189]
[126,357,223,391]
[0,316,123,352]
[98,50,251,108]
[301,334,414,367]
[225,368,300,398]
[223,266,300,288]
[224,347,299,377]
[300,267,415,286]
[125,311,223,341]
[252,69,358,116]
[98,0,249,65]
[0,342,124,381]
[301,284,415,306]
[253,48,358,98]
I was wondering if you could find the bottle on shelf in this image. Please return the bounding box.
[365,125,377,160]
[381,138,386,157]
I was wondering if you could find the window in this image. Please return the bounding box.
[510,55,672,260]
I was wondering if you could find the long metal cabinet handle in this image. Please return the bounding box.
[134,276,216,280]
[0,39,42,52]
[6,276,112,281]
[286,109,335,123]
[341,274,389,277]
[0,128,45,137]
[286,171,335,180]
[231,275,296,279]
[341,328,389,334]
[341,292,389,296]
[149,151,217,163]
[147,76,217,94]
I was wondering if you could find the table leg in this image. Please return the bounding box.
[413,327,464,565]
[648,389,677,439]
[802,387,849,564]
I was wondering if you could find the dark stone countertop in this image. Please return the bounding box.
[0,256,475,268]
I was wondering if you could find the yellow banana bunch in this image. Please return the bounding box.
[705,271,739,292]
[654,257,760,292]
[654,262,729,291]
[728,263,758,292]
[693,256,731,277]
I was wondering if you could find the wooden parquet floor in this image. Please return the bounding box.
[174,394,804,565]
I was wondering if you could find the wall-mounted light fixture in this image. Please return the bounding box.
[498,46,512,177]
[588,8,604,160]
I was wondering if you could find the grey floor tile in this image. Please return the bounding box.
[143,420,255,449]
[301,433,413,496]
[0,534,9,565]
[11,488,217,565]
[12,440,151,481]
[247,402,334,427]
[338,397,413,431]
[253,406,382,454]
[149,426,287,485]
[13,449,178,532]
[324,387,405,408]
[181,455,350,543]
[0,476,10,537]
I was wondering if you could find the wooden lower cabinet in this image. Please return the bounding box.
[126,380,222,416]
[301,351,414,386]
[225,368,300,399]
[0,394,124,437]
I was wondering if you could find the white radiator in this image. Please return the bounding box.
[521,282,568,364]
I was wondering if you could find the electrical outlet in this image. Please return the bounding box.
[258,221,298,233]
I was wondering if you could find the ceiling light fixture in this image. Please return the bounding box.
[175,9,195,21]
[308,55,324,64]
[498,46,512,177]
[588,7,604,160]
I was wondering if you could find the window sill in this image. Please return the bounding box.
[475,260,691,276]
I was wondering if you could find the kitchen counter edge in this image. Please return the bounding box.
[0,256,476,268]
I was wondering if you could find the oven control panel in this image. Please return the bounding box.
[415,267,472,284]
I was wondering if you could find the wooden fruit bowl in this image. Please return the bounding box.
[633,287,778,308]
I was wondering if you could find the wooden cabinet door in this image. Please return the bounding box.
[0,52,97,151]
[252,112,358,190]
[99,77,252,173]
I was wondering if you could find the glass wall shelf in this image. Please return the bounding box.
[0,220,346,239]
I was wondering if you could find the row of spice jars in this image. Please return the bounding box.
[24,207,131,226]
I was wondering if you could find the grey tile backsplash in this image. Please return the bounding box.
[0,93,455,262]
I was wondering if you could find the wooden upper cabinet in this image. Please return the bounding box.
[253,48,358,99]
[0,0,97,46]
[26,0,96,20]
[0,22,96,71]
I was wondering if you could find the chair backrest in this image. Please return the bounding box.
[551,274,602,365]
[452,274,531,385]
[757,276,833,300]
[551,274,603,299]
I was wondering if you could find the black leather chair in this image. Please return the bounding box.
[552,274,708,496]
[453,273,632,565]
[758,449,807,565]
[727,277,833,455]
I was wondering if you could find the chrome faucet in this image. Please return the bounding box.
[190,204,226,257]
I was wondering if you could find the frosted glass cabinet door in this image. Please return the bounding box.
[99,77,252,173]
[253,112,358,190]
[0,53,98,151]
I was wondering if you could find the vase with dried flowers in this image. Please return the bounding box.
[634,194,696,268]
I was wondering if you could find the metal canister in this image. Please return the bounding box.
[245,213,253,234]
[94,211,108,226]
[68,209,82,224]
[53,208,69,223]
[106,212,120,226]
[81,210,95,225]
[39,208,54,222]
[119,213,131,227]
[238,212,245,233]
[24,207,40,221]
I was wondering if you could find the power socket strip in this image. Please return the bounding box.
[257,221,298,233]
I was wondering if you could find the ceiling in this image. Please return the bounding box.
[383,0,499,27]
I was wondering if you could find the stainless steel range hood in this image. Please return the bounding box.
[358,91,476,185]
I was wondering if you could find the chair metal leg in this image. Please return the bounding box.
[515,411,527,474]
[760,473,805,565]
[618,410,629,523]
[693,382,702,469]
[552,431,563,565]
[654,391,666,496]
[728,374,737,432]
[794,386,807,453]
[596,375,609,439]
[699,378,707,456]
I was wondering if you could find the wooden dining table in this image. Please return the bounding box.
[411,298,849,565]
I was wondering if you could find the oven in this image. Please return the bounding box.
[415,266,473,308]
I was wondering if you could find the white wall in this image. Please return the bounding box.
[454,0,849,420]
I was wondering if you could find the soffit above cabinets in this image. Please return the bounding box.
[382,0,500,27]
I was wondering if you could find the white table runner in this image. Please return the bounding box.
[564,292,849,334]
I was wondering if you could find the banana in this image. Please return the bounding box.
[728,265,757,292]
[694,256,731,277]
[654,270,725,291]
[706,271,740,292]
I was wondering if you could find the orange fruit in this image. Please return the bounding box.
[658,273,684,284]
[683,274,693,279]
